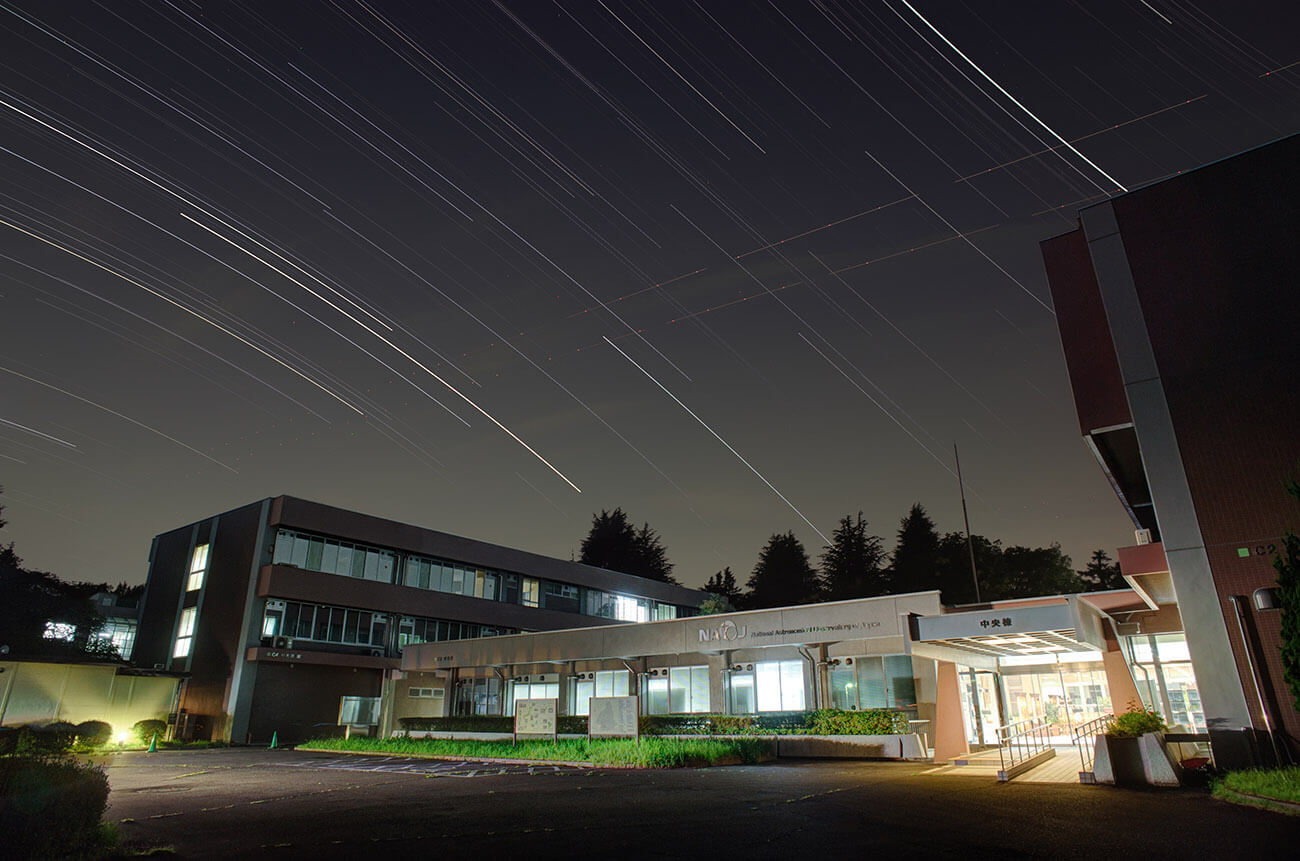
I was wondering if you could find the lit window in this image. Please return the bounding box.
[521,577,540,608]
[174,607,197,657]
[43,621,76,641]
[187,543,209,591]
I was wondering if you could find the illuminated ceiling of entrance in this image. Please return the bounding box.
[929,629,1095,657]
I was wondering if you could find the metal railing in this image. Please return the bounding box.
[996,717,1053,774]
[1071,713,1115,780]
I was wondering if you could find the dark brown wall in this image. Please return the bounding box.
[136,527,193,667]
[1042,227,1131,435]
[1110,134,1300,740]
[183,501,266,738]
[247,662,383,745]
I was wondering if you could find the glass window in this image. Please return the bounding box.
[290,535,310,567]
[305,538,324,571]
[645,676,669,714]
[272,530,293,564]
[321,541,339,575]
[173,607,197,658]
[522,577,540,608]
[187,543,209,591]
[830,664,856,710]
[729,669,755,714]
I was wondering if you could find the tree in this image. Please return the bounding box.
[745,532,820,609]
[934,531,1000,605]
[888,503,941,595]
[0,491,115,660]
[578,508,677,583]
[820,512,888,600]
[989,543,1082,599]
[1275,477,1300,715]
[1079,549,1126,591]
[703,567,741,605]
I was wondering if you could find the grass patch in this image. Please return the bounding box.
[1213,766,1300,806]
[300,735,771,767]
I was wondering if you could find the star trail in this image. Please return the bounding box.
[1,1,1296,586]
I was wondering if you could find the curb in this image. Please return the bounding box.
[1214,787,1300,816]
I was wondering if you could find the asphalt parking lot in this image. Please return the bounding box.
[101,748,1297,859]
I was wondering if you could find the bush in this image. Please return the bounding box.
[74,720,113,747]
[1107,704,1168,738]
[132,719,168,745]
[805,708,911,735]
[0,755,112,858]
[399,709,914,737]
[302,735,772,767]
[0,728,17,756]
[16,723,76,755]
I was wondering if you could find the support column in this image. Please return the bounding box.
[1102,648,1142,713]
[933,660,970,763]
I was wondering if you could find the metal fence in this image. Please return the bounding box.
[996,717,1053,775]
[1071,713,1115,781]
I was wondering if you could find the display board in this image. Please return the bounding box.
[588,695,639,740]
[513,698,558,743]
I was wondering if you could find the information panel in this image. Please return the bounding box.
[588,695,639,740]
[513,698,558,743]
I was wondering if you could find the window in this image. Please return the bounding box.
[730,661,804,713]
[187,543,209,591]
[521,577,540,608]
[571,670,631,715]
[645,666,708,714]
[828,656,916,712]
[408,687,443,699]
[174,607,197,658]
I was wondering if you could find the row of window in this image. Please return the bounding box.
[260,598,514,652]
[828,655,919,712]
[270,528,687,621]
[479,659,860,717]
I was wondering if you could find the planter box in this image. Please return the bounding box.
[1093,732,1180,787]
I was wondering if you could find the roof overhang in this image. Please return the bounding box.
[911,597,1107,658]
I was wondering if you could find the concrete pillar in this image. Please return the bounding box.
[1102,648,1142,714]
[932,660,970,763]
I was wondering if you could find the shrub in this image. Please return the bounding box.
[1107,704,1168,738]
[75,720,113,747]
[132,719,168,745]
[805,708,911,735]
[0,728,17,756]
[16,723,77,755]
[0,755,112,858]
[399,709,914,737]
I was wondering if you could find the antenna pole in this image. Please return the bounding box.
[955,443,981,602]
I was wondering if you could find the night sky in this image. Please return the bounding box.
[2,1,1297,590]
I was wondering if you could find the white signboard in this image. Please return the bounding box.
[588,696,639,740]
[513,698,557,742]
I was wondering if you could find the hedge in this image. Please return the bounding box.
[398,708,911,736]
[0,755,112,858]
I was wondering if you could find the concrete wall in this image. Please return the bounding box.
[0,661,178,734]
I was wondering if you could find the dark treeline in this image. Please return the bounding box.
[579,502,1125,613]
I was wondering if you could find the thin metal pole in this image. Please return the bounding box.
[954,444,981,602]
[1229,595,1283,765]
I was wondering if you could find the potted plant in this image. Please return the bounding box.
[1098,703,1177,787]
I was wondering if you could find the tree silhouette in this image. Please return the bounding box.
[703,567,741,603]
[1079,549,1126,591]
[820,512,888,600]
[578,508,677,583]
[746,532,820,609]
[888,503,941,595]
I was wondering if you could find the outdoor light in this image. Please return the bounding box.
[115,730,130,744]
[1254,587,1282,611]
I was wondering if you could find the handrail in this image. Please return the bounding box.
[996,717,1052,774]
[1071,713,1115,777]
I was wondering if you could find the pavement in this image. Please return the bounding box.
[98,748,1298,859]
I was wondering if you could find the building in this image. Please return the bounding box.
[395,586,1191,766]
[133,495,705,744]
[1042,133,1300,767]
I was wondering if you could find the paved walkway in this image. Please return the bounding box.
[920,745,1083,784]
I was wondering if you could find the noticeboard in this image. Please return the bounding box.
[588,695,639,740]
[513,698,558,743]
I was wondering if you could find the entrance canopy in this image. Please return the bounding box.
[911,596,1109,659]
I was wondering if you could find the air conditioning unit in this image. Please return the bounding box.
[368,649,384,657]
[1134,528,1153,545]
[272,636,294,649]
